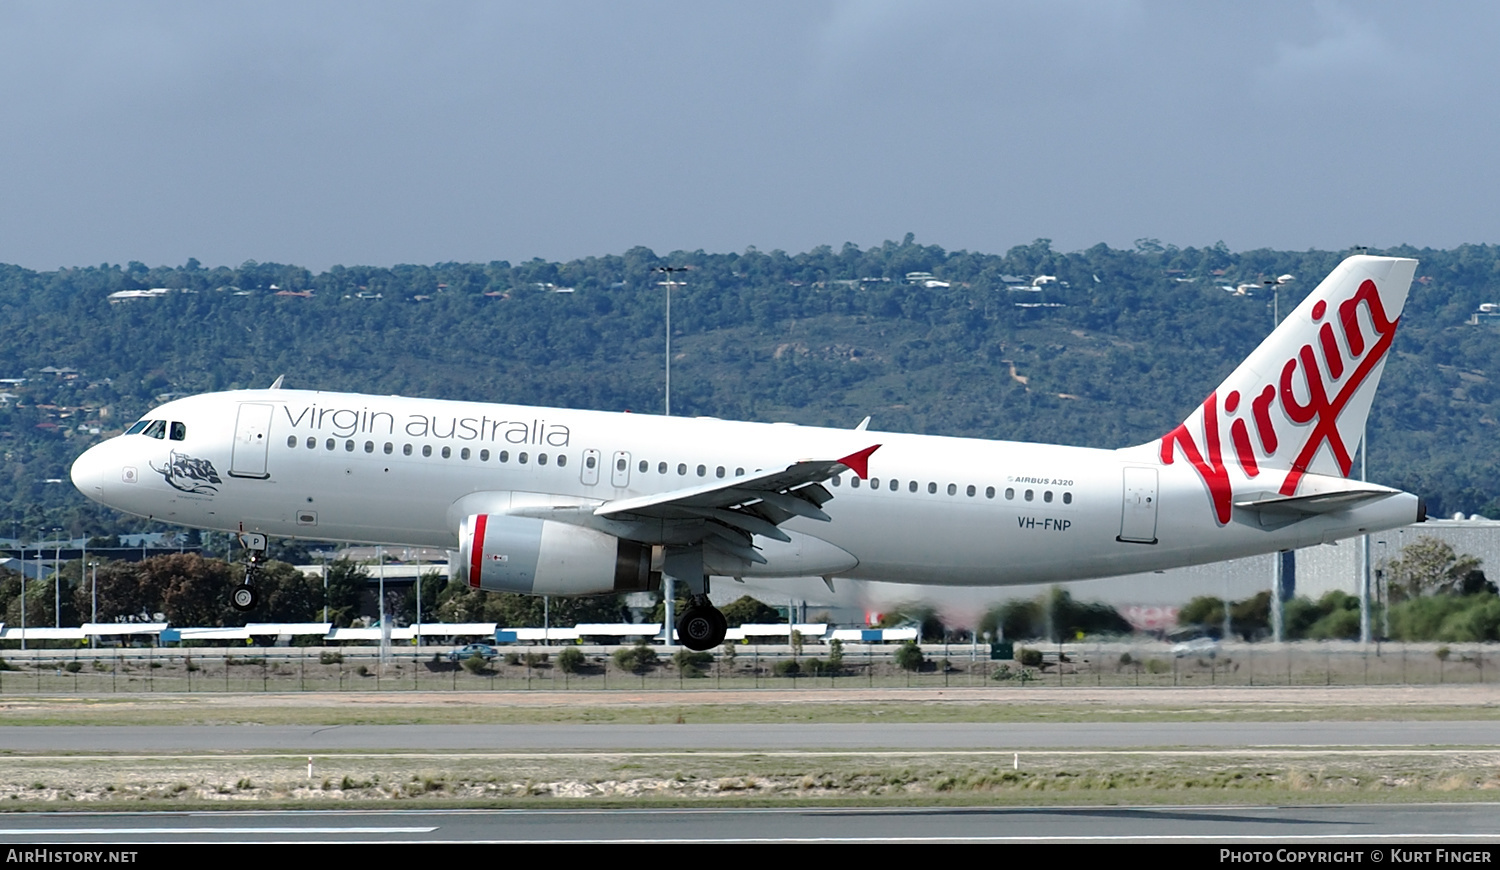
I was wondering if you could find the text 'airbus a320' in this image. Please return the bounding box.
[71,255,1424,650]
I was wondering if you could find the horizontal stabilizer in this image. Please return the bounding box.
[1234,488,1393,517]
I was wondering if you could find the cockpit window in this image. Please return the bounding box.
[169,422,186,441]
[125,421,150,435]
[142,420,167,439]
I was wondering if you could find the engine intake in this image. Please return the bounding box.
[458,514,657,595]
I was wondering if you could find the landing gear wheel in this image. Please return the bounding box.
[231,584,258,612]
[678,603,727,651]
[234,530,268,614]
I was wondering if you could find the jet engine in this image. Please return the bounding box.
[458,514,658,595]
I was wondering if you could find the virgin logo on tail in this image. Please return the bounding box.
[1160,277,1400,525]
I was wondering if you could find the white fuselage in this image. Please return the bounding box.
[70,387,1422,589]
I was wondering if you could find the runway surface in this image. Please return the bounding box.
[7,720,1499,752]
[1,805,1499,843]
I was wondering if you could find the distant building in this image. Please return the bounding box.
[1468,303,1500,325]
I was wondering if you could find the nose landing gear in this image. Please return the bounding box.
[232,531,267,613]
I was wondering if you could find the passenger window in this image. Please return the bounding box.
[586,455,597,469]
[538,453,548,465]
[986,486,995,499]
[677,463,687,475]
[889,479,899,492]
[617,458,627,471]
[1044,491,1053,503]
[479,449,489,461]
[696,464,706,477]
[928,482,937,494]
[365,441,375,453]
[1006,487,1015,499]
[1025,489,1034,501]
[519,452,529,464]
[403,444,413,456]
[170,422,186,441]
[287,436,297,448]
[325,438,335,451]
[716,466,725,478]
[870,477,880,489]
[735,467,744,476]
[947,484,957,496]
[499,450,510,462]
[1063,492,1072,504]
[909,481,918,493]
[422,445,432,457]
[461,447,470,460]
[851,477,861,489]
[967,485,976,497]
[831,475,841,487]
[345,440,355,452]
[307,437,316,449]
[639,460,648,473]
[384,443,394,455]
[441,446,451,459]
[556,454,566,467]
[659,462,668,474]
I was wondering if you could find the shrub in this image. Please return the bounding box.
[826,638,844,674]
[1016,647,1043,668]
[672,649,713,677]
[320,651,344,665]
[63,661,82,673]
[613,642,658,673]
[773,659,802,677]
[523,651,549,668]
[894,640,925,672]
[557,647,586,674]
[461,653,491,675]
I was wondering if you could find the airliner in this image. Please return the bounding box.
[70,255,1425,650]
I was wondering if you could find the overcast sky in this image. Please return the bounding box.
[2,1,1497,271]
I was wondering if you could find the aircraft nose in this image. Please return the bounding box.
[71,441,133,502]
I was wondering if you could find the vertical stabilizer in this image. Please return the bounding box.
[1144,255,1417,525]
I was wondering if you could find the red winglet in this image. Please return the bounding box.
[836,444,881,480]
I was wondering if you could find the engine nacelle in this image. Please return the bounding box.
[458,514,658,595]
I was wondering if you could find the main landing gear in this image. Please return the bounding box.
[231,531,267,612]
[677,595,727,651]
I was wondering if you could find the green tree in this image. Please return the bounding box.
[323,559,369,627]
[1382,537,1485,601]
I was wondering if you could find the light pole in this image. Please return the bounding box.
[1263,273,1295,327]
[52,527,62,629]
[89,560,98,647]
[653,265,688,642]
[653,266,688,417]
[1262,273,1293,644]
[20,539,28,651]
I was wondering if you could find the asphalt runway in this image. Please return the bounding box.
[6,720,1499,752]
[1,806,1499,843]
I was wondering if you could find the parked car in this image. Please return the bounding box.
[447,643,500,663]
[1171,636,1220,658]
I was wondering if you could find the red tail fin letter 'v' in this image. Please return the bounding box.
[1160,391,1233,525]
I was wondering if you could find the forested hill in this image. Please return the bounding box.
[5,237,1500,540]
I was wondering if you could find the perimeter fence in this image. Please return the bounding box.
[0,640,1493,693]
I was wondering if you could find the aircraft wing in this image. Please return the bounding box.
[595,444,880,524]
